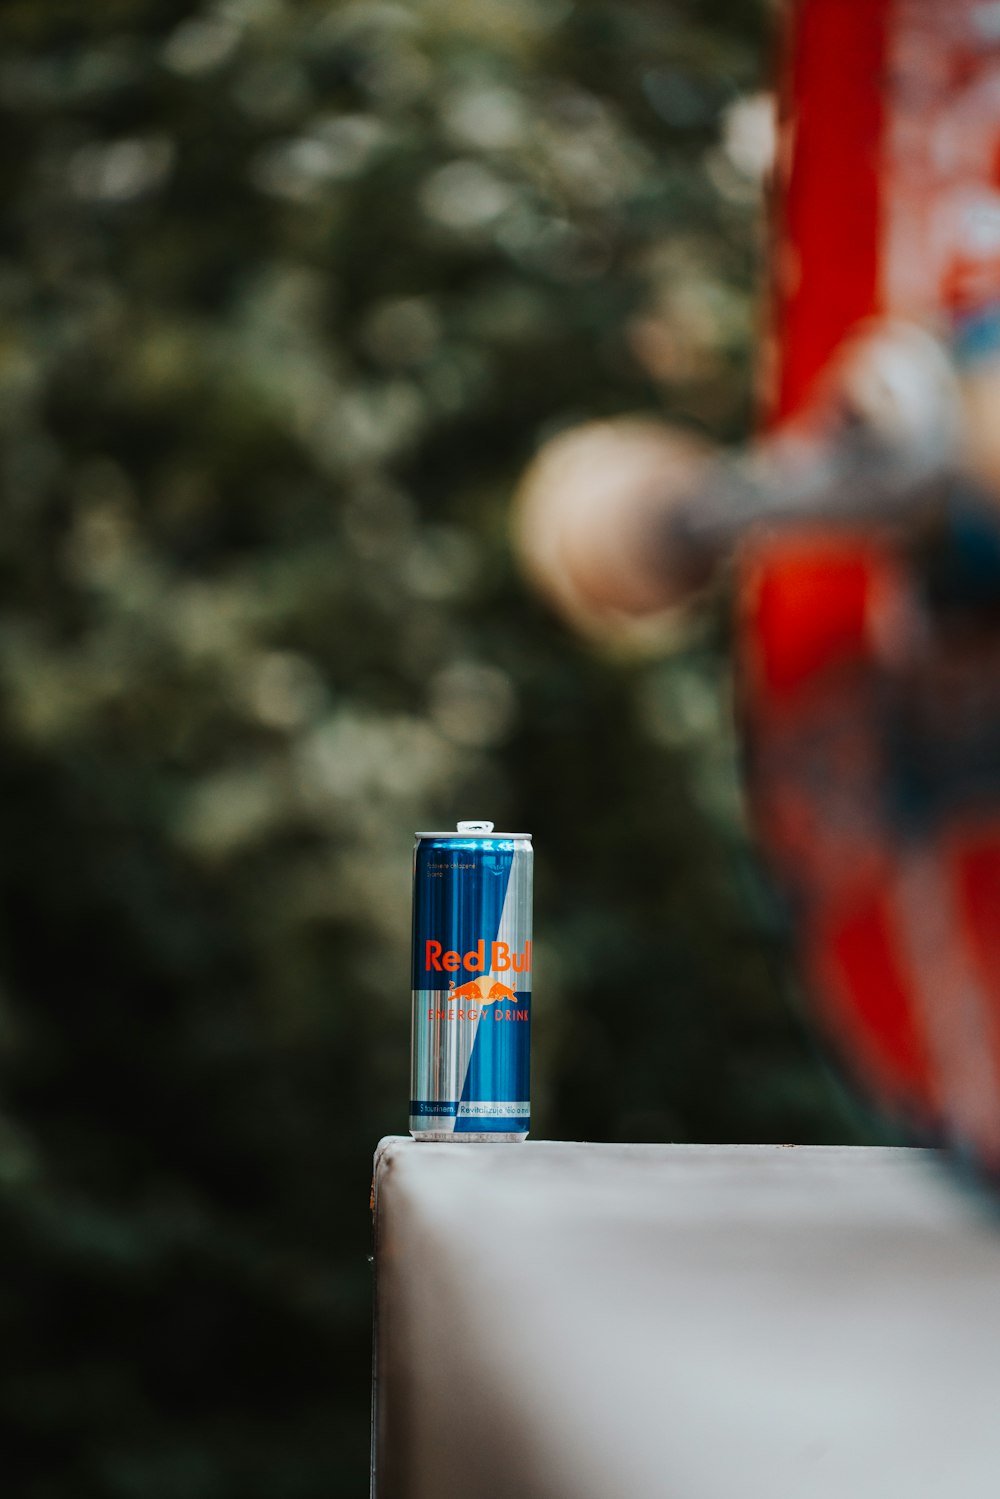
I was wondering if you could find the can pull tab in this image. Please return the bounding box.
[457,820,494,833]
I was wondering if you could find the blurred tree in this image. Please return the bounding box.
[0,1,886,1495]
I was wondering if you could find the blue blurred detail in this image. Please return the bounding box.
[953,304,1000,367]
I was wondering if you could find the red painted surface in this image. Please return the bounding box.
[816,892,937,1115]
[771,0,890,422]
[746,537,876,697]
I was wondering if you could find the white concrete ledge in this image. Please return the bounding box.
[371,1140,1000,1499]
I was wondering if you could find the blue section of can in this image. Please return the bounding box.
[410,837,514,988]
[457,991,530,1131]
[410,830,532,1137]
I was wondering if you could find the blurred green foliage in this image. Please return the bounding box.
[0,1,883,1495]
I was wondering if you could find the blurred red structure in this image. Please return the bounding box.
[743,0,1000,1169]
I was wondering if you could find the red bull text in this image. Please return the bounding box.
[410,821,532,1141]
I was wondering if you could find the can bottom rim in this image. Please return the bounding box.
[410,1131,528,1143]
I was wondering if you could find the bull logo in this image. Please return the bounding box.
[448,978,519,1006]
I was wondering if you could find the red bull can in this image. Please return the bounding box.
[410,821,532,1141]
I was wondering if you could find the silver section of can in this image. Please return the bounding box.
[457,819,494,833]
[410,996,484,1134]
[495,840,532,993]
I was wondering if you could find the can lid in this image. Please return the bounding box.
[415,821,531,839]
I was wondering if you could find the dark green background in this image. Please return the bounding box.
[0,2,883,1495]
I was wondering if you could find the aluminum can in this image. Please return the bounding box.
[410,821,532,1141]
